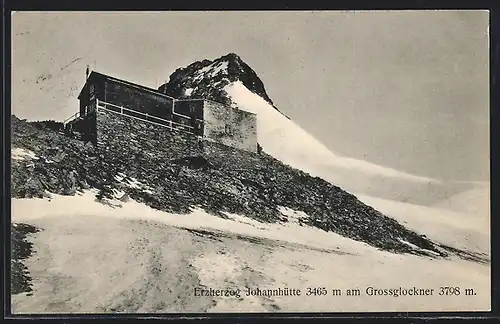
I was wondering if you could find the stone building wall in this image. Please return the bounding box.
[203,101,257,153]
[96,110,203,172]
[89,84,257,155]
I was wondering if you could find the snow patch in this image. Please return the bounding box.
[279,206,308,224]
[112,189,126,199]
[126,177,143,189]
[114,173,154,194]
[184,88,194,96]
[193,61,229,81]
[209,61,228,77]
[195,65,213,78]
[12,148,39,161]
[399,239,441,256]
[114,173,125,182]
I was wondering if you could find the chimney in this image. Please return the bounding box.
[86,65,90,80]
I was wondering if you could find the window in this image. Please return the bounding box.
[225,124,233,136]
[89,84,95,101]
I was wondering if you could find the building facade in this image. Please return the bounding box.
[65,71,257,153]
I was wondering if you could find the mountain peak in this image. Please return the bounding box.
[220,52,243,62]
[159,53,276,110]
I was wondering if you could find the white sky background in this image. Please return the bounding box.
[11,11,489,182]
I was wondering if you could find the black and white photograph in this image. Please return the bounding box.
[9,10,490,313]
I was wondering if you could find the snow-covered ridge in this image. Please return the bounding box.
[224,81,437,184]
[433,183,490,216]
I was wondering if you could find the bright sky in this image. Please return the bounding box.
[11,10,490,182]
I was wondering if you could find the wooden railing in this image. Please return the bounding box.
[63,111,81,127]
[95,99,197,134]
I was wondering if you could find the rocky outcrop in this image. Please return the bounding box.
[11,116,97,198]
[11,223,40,295]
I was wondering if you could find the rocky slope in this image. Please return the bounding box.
[11,114,483,261]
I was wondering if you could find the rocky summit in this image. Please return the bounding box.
[160,53,283,113]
